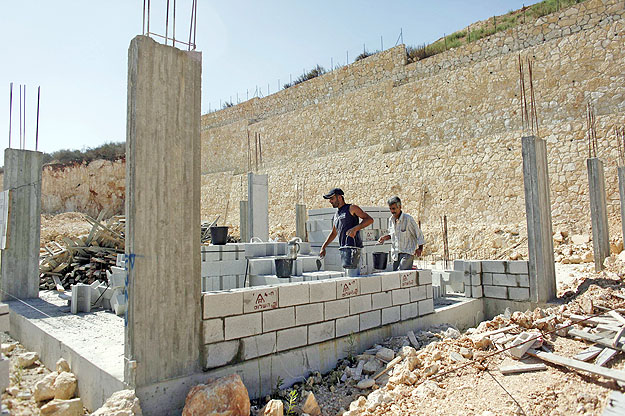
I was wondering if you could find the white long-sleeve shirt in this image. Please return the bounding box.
[387,212,425,261]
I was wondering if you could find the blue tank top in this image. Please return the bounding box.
[333,204,363,248]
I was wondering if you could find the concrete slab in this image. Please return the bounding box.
[587,158,610,271]
[248,173,269,241]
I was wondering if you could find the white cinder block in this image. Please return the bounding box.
[372,291,392,309]
[484,285,508,299]
[418,299,434,316]
[277,326,308,351]
[336,278,360,298]
[464,285,472,297]
[224,313,262,340]
[204,341,239,369]
[279,283,310,307]
[410,286,427,302]
[417,270,432,285]
[221,275,238,290]
[379,272,400,291]
[399,271,417,288]
[471,285,483,298]
[222,260,247,275]
[508,287,530,301]
[359,275,381,294]
[453,260,465,272]
[263,307,295,332]
[482,273,493,285]
[201,261,221,278]
[469,261,482,274]
[392,288,410,306]
[360,310,381,330]
[507,260,529,274]
[493,273,517,287]
[481,260,505,273]
[350,295,372,315]
[71,284,92,314]
[425,285,433,299]
[309,280,337,302]
[400,303,418,320]
[202,319,224,344]
[295,303,324,325]
[336,315,360,337]
[471,274,481,286]
[240,332,277,360]
[382,306,401,325]
[308,321,335,344]
[325,299,349,320]
[449,271,464,292]
[243,287,279,313]
[221,250,237,261]
[517,274,530,288]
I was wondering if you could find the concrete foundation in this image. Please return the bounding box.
[125,34,202,399]
[521,136,556,303]
[295,204,307,241]
[1,149,42,302]
[587,157,610,271]
[248,173,269,241]
[619,166,625,245]
[240,200,249,243]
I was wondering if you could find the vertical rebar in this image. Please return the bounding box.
[36,86,40,151]
[192,0,197,49]
[380,35,383,50]
[8,83,13,149]
[142,0,146,35]
[188,0,194,50]
[165,0,169,44]
[147,0,151,35]
[172,0,176,47]
[19,85,22,149]
[23,84,26,149]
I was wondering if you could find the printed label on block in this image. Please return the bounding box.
[339,279,359,298]
[244,288,278,313]
[400,271,416,288]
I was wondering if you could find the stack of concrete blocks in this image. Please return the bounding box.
[453,260,531,301]
[0,303,8,393]
[451,260,484,298]
[306,207,393,273]
[200,269,434,369]
[431,269,465,298]
[201,244,247,291]
[70,284,92,314]
[107,266,128,316]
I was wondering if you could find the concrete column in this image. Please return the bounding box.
[521,136,556,303]
[295,204,307,241]
[247,173,269,241]
[0,149,42,301]
[618,166,625,246]
[124,36,201,392]
[587,158,610,271]
[240,200,249,243]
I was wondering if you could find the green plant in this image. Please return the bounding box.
[12,364,24,387]
[272,376,284,398]
[285,389,298,416]
[345,332,357,364]
[283,65,327,89]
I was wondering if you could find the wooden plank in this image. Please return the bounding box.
[568,329,625,353]
[594,348,618,366]
[407,331,420,349]
[469,325,518,341]
[51,276,65,293]
[613,327,625,348]
[608,310,625,326]
[573,345,603,362]
[500,363,547,375]
[527,349,625,383]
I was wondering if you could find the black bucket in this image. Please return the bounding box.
[275,258,294,278]
[210,226,229,245]
[339,246,361,269]
[372,252,388,270]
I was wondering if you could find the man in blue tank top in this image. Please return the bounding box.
[319,188,373,275]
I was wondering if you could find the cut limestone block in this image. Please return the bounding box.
[70,284,91,314]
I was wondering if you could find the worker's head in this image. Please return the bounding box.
[323,188,344,208]
[387,196,401,219]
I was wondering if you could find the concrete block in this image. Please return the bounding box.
[224,313,262,340]
[469,261,482,274]
[471,274,481,286]
[453,260,465,271]
[240,332,277,360]
[426,285,433,299]
[221,250,237,261]
[277,326,308,351]
[325,299,349,320]
[204,340,240,369]
[462,273,471,286]
[243,287,279,313]
[0,355,8,393]
[509,332,534,359]
[464,285,472,297]
[471,285,483,298]
[309,280,336,303]
[201,261,221,278]
[379,272,401,291]
[336,315,359,337]
[481,260,505,273]
[107,269,126,289]
[248,258,273,276]
[399,271,417,288]
[71,284,92,314]
[382,306,401,324]
[202,319,224,344]
[244,243,267,258]
[359,275,381,294]
[418,299,434,316]
[484,285,508,299]
[392,288,410,306]
[295,303,324,326]
[116,253,126,268]
[201,250,221,262]
[350,295,372,315]
[417,270,432,285]
[400,302,418,320]
[509,287,530,301]
[279,283,310,307]
[222,260,247,275]
[248,275,280,287]
[482,272,493,285]
[517,274,530,288]
[493,273,517,287]
[507,261,529,274]
[289,276,304,283]
[308,321,335,344]
[372,291,392,309]
[360,310,381,331]
[409,286,427,302]
[449,270,464,292]
[336,278,360,298]
[263,307,295,332]
[111,291,127,316]
[221,275,238,290]
[203,291,243,319]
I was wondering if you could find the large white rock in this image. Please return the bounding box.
[262,399,283,416]
[40,398,83,416]
[34,371,58,402]
[53,371,77,400]
[182,374,250,416]
[91,389,143,416]
[301,391,321,416]
[56,358,70,373]
[16,351,38,367]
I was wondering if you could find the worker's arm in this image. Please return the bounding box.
[319,225,337,258]
[346,205,374,238]
[377,234,391,244]
[407,216,425,257]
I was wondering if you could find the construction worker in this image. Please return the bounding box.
[378,196,425,270]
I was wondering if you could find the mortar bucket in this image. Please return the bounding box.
[275,258,294,278]
[210,226,229,245]
[339,246,361,269]
[372,252,388,270]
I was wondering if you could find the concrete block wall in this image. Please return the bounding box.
[453,260,531,301]
[200,269,434,369]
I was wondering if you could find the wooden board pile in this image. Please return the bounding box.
[39,213,124,291]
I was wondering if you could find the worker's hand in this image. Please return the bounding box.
[319,247,326,258]
[377,236,385,244]
[346,227,358,239]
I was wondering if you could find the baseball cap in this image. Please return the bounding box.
[323,188,344,199]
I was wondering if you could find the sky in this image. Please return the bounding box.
[0,0,529,155]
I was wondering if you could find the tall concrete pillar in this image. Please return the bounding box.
[240,200,249,243]
[617,166,625,247]
[247,173,269,241]
[521,136,556,303]
[587,158,610,271]
[124,35,201,397]
[295,204,307,241]
[0,149,42,301]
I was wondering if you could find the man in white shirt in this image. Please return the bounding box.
[377,196,425,270]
